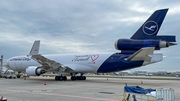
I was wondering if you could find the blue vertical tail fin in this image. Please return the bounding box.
[131,9,168,39]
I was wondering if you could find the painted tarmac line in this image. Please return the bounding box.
[0,89,122,101]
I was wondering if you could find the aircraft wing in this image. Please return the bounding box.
[126,47,155,62]
[29,40,73,72]
[31,54,73,72]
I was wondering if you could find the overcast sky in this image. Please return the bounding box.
[0,0,179,72]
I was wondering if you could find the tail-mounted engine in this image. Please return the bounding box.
[26,66,46,76]
[114,39,176,50]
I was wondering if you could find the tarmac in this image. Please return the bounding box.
[0,76,180,101]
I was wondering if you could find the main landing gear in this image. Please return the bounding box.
[55,71,67,81]
[55,76,67,81]
[71,73,86,81]
[71,76,86,80]
[54,73,86,81]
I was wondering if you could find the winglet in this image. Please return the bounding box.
[29,40,40,55]
[126,47,155,62]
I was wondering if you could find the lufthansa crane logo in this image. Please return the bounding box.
[143,21,158,35]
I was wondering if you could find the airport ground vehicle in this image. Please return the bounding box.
[123,86,175,101]
[4,71,16,79]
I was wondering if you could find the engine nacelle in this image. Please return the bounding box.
[114,39,170,50]
[26,66,46,76]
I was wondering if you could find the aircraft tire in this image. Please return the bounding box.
[59,76,63,81]
[9,76,12,79]
[55,76,59,81]
[63,76,67,81]
[80,76,84,80]
[83,76,86,80]
[17,75,21,78]
[71,76,76,81]
[77,76,81,80]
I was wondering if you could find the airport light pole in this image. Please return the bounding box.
[0,55,3,77]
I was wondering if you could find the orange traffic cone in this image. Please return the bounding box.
[141,81,143,84]
[24,77,26,80]
[44,81,46,85]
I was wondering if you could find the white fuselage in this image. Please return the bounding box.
[6,52,114,73]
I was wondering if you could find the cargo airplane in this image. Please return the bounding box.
[5,9,177,81]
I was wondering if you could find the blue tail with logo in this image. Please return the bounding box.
[131,8,176,42]
[114,8,177,52]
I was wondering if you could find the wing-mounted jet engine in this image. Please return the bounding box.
[26,66,46,76]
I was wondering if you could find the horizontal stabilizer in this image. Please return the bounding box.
[143,53,163,66]
[29,40,40,55]
[126,47,155,62]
